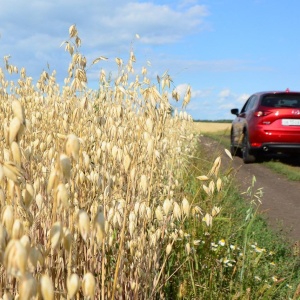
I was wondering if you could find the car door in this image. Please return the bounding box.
[233,95,257,145]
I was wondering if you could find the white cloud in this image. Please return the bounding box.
[218,89,231,98]
[0,0,209,80]
[184,87,251,120]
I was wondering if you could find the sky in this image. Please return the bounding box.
[1,0,300,120]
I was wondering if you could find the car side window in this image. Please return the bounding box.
[241,95,257,113]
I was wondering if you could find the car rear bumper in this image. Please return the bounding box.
[253,143,300,153]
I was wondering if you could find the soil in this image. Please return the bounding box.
[199,136,300,244]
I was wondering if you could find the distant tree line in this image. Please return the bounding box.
[193,119,233,123]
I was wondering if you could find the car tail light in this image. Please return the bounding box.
[251,142,262,148]
[254,111,272,117]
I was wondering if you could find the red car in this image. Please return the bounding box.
[230,89,300,163]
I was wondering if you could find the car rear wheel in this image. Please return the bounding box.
[242,131,256,163]
[230,133,240,157]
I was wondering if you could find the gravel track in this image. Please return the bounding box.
[200,136,300,243]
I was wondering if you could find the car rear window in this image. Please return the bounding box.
[261,94,300,108]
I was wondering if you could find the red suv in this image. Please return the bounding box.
[230,90,300,163]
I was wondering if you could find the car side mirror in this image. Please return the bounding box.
[231,108,239,116]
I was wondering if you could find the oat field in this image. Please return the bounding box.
[0,25,203,299]
[191,122,231,134]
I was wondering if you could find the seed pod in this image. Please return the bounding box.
[20,235,31,254]
[57,183,69,209]
[40,274,54,300]
[60,153,71,180]
[203,213,212,227]
[83,153,90,169]
[146,118,154,133]
[94,208,105,246]
[78,210,90,242]
[181,198,190,217]
[28,246,39,269]
[155,206,163,221]
[212,206,221,217]
[67,273,80,299]
[48,147,55,161]
[9,117,21,144]
[39,142,46,152]
[3,161,24,183]
[66,134,80,161]
[19,273,37,300]
[163,199,172,216]
[12,100,25,124]
[4,239,28,276]
[82,272,96,299]
[11,141,21,166]
[46,134,53,146]
[23,146,32,160]
[111,145,118,160]
[35,193,43,210]
[22,183,34,209]
[63,227,72,252]
[216,178,222,192]
[166,243,172,256]
[173,202,181,220]
[50,222,63,250]
[123,154,131,173]
[140,175,148,193]
[185,243,191,255]
[146,207,152,221]
[129,221,135,238]
[12,219,24,239]
[209,180,215,194]
[2,205,14,236]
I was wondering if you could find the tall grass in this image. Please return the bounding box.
[0,25,200,299]
[0,24,298,299]
[174,132,300,299]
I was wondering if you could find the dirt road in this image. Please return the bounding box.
[201,136,300,243]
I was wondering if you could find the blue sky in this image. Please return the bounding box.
[1,0,300,120]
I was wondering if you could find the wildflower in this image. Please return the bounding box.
[269,262,276,266]
[230,244,237,250]
[272,276,278,282]
[218,239,225,246]
[211,242,218,251]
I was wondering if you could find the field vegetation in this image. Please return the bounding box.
[191,122,231,134]
[0,25,299,299]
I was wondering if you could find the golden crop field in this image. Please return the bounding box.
[0,25,210,299]
[191,122,232,134]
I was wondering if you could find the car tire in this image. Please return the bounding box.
[242,131,256,163]
[230,133,240,157]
